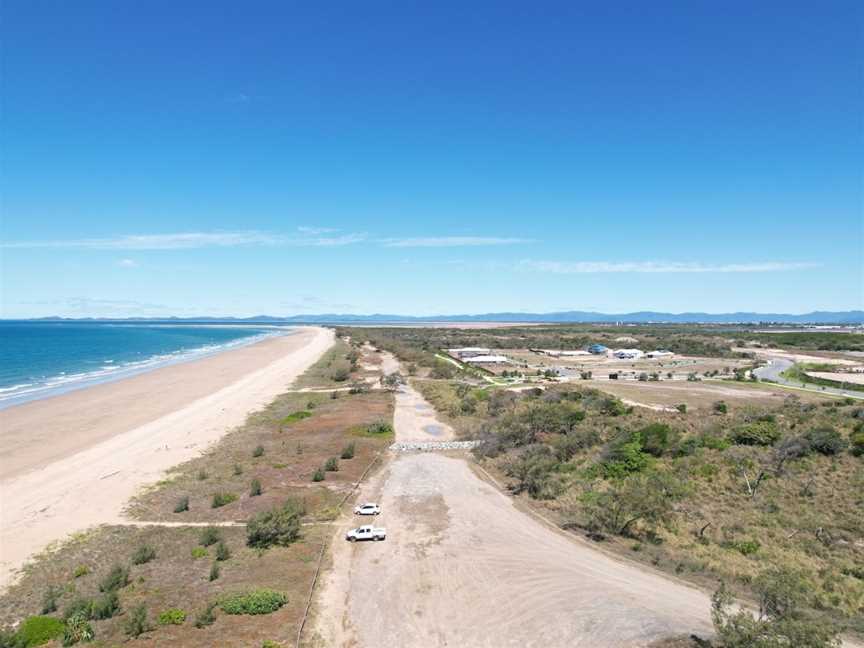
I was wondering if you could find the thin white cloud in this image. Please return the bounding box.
[519,260,821,274]
[2,231,366,250]
[297,226,337,235]
[381,236,531,248]
[117,258,139,268]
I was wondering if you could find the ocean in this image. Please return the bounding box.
[0,322,292,408]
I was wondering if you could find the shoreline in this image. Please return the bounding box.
[0,326,290,410]
[0,326,334,590]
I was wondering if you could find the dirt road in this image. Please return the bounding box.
[313,360,721,647]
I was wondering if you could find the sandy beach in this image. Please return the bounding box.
[0,326,334,589]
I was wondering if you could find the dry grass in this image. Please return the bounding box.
[127,390,393,522]
[1,524,325,647]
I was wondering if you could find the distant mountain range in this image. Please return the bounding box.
[24,310,864,324]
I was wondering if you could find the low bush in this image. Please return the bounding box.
[215,541,231,561]
[157,608,186,626]
[281,411,312,424]
[72,564,89,579]
[252,445,265,458]
[341,442,356,459]
[219,589,288,615]
[639,423,677,457]
[90,591,119,620]
[63,597,92,621]
[209,563,220,581]
[197,469,208,481]
[40,586,59,614]
[233,463,243,475]
[247,501,302,548]
[98,564,129,593]
[190,547,208,559]
[730,421,780,446]
[212,492,238,508]
[324,457,339,472]
[852,427,864,456]
[123,604,151,638]
[199,527,221,546]
[366,421,393,436]
[312,468,325,482]
[804,426,848,455]
[250,479,262,497]
[16,616,64,647]
[131,543,156,565]
[713,401,728,414]
[193,603,217,628]
[62,613,94,646]
[173,495,189,513]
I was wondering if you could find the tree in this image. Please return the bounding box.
[247,501,303,548]
[579,470,686,537]
[381,372,404,391]
[711,568,840,648]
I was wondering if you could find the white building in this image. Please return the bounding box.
[449,347,491,359]
[534,349,591,357]
[646,350,674,358]
[613,349,644,360]
[464,354,510,364]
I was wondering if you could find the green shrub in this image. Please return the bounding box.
[340,442,356,460]
[725,539,761,556]
[639,423,676,457]
[131,543,156,565]
[157,608,186,626]
[281,411,312,424]
[193,603,217,628]
[215,541,231,561]
[233,463,243,475]
[219,589,288,615]
[211,492,238,508]
[804,426,848,455]
[713,401,728,414]
[123,604,151,638]
[61,613,94,646]
[199,527,221,546]
[62,597,92,621]
[366,421,393,436]
[730,421,780,446]
[600,431,651,478]
[40,586,59,614]
[209,563,220,581]
[247,502,302,548]
[253,445,265,458]
[261,641,281,648]
[250,479,262,497]
[98,564,129,593]
[676,403,687,413]
[324,457,339,472]
[852,427,864,456]
[191,547,208,559]
[312,468,325,482]
[90,591,120,620]
[16,616,64,647]
[173,495,189,513]
[197,469,208,480]
[72,564,89,579]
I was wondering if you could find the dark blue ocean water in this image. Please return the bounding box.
[0,322,288,408]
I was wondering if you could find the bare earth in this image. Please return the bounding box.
[313,358,717,648]
[0,326,334,590]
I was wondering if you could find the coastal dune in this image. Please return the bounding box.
[0,326,334,589]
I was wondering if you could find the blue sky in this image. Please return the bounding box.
[1,1,861,318]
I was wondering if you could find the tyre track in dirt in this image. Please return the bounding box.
[312,357,717,647]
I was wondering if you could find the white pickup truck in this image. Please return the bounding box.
[345,524,386,542]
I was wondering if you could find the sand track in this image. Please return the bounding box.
[314,358,719,647]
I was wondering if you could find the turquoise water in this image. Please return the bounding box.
[0,322,290,408]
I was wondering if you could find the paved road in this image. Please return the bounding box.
[753,357,864,399]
